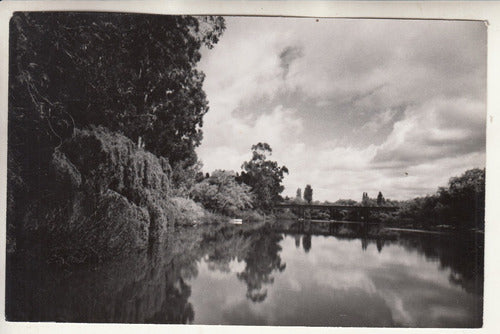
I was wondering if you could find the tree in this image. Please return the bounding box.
[304,185,313,203]
[377,191,385,206]
[334,199,358,206]
[362,192,369,205]
[238,143,289,212]
[191,170,253,216]
[437,168,485,229]
[296,188,302,199]
[171,160,204,197]
[361,192,377,206]
[9,13,225,171]
[398,168,485,230]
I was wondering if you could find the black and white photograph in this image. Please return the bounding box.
[4,9,488,328]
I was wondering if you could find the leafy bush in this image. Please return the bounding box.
[191,170,253,216]
[14,127,179,262]
[170,197,206,226]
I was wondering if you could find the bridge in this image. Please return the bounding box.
[273,203,399,221]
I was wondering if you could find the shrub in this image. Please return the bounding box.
[170,197,206,226]
[191,170,253,216]
[14,127,178,263]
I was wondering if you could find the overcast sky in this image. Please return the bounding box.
[196,17,486,202]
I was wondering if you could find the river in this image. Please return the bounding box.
[6,220,483,327]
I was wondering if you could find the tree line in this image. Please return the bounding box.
[281,168,485,231]
[397,168,485,230]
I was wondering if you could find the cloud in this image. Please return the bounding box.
[279,45,303,78]
[199,105,303,172]
[197,17,486,201]
[372,98,486,167]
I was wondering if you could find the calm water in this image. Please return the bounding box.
[6,221,483,327]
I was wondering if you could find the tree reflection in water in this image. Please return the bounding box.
[6,220,483,323]
[294,234,301,248]
[200,224,287,303]
[302,234,312,253]
[6,241,198,323]
[236,227,286,302]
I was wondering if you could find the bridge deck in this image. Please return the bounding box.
[274,203,399,211]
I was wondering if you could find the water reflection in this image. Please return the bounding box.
[302,234,312,253]
[6,220,483,327]
[236,229,286,302]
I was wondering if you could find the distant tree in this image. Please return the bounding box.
[377,191,386,206]
[361,192,377,206]
[362,192,369,205]
[334,199,358,206]
[304,185,313,203]
[239,143,289,212]
[191,170,253,216]
[296,188,302,199]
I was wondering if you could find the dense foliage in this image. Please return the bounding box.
[9,12,225,182]
[399,168,485,230]
[7,12,225,256]
[12,127,179,260]
[238,143,289,212]
[191,170,254,216]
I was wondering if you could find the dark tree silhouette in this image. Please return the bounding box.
[304,185,313,203]
[9,12,225,173]
[362,192,369,205]
[377,192,385,206]
[7,13,225,248]
[399,168,485,230]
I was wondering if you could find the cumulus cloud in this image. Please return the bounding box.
[373,98,486,166]
[196,17,486,201]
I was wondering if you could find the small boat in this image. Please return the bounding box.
[230,218,243,225]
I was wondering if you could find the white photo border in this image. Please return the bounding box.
[0,1,498,334]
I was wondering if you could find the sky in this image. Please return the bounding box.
[196,17,486,202]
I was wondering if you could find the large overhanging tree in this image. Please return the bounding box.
[9,12,225,173]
